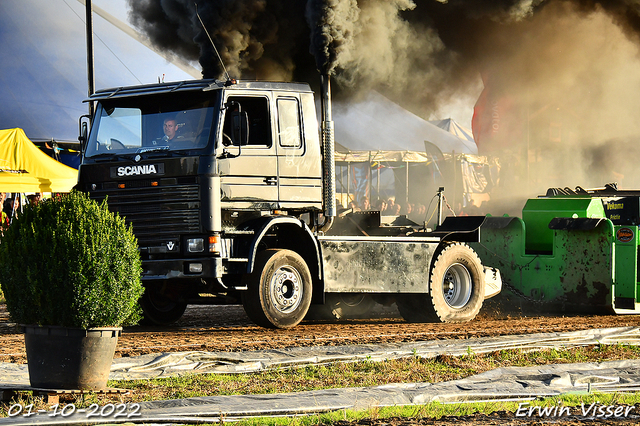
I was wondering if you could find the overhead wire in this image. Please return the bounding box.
[63,0,143,84]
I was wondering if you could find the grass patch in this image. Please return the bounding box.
[236,393,640,425]
[1,344,640,422]
[105,343,640,402]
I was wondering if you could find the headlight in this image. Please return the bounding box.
[188,263,203,273]
[187,238,205,252]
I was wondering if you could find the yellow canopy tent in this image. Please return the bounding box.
[0,128,78,193]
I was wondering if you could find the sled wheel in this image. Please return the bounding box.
[139,287,187,326]
[397,243,485,323]
[242,249,312,329]
[327,293,376,319]
[396,293,430,322]
[308,293,376,320]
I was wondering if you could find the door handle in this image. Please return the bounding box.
[264,176,278,185]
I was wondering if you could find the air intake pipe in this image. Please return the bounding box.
[318,73,336,233]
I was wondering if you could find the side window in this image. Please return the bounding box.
[277,98,302,148]
[223,96,272,147]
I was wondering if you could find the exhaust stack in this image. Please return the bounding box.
[319,73,336,233]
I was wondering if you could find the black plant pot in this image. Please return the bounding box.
[24,325,121,390]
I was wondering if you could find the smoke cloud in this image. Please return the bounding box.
[306,0,359,75]
[127,0,640,208]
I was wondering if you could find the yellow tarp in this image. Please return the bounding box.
[0,128,78,192]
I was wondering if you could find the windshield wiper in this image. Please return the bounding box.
[144,148,196,158]
[89,152,131,162]
[136,146,170,154]
[170,149,194,156]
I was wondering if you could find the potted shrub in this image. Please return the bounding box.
[0,191,144,390]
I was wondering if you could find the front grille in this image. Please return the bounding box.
[89,182,201,247]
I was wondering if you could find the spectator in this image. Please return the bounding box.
[386,197,396,214]
[4,197,19,221]
[378,199,388,214]
[0,193,8,229]
[27,193,42,206]
[360,196,371,211]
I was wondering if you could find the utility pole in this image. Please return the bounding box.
[85,0,95,117]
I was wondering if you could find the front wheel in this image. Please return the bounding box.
[397,243,485,323]
[139,288,188,326]
[242,249,312,329]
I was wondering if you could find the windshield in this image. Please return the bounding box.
[85,94,218,158]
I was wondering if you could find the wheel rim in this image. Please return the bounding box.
[441,263,472,309]
[269,266,303,314]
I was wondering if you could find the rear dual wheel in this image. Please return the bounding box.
[397,243,485,323]
[242,249,312,329]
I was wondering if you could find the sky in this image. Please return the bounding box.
[0,0,198,141]
[87,0,199,84]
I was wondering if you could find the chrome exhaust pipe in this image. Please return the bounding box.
[319,73,336,233]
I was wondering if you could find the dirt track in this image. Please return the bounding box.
[2,301,640,364]
[2,302,640,425]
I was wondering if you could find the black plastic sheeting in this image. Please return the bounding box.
[105,326,640,378]
[1,326,640,425]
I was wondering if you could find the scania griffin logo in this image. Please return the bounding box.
[110,163,164,178]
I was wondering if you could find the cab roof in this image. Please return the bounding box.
[87,79,313,102]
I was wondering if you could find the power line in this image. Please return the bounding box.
[63,0,142,84]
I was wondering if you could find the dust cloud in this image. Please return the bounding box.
[467,2,640,205]
[126,0,640,209]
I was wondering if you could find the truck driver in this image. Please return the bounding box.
[163,117,177,142]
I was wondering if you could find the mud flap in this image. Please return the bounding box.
[484,267,501,299]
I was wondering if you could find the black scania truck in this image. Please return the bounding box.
[77,77,501,328]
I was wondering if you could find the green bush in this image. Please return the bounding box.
[0,191,144,328]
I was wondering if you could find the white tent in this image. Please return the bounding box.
[429,118,475,144]
[333,91,477,155]
[0,0,198,143]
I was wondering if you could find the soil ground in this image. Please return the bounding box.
[2,302,640,364]
[2,302,640,425]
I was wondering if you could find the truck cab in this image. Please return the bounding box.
[79,80,325,323]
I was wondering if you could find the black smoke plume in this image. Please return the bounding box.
[127,0,640,198]
[305,0,359,75]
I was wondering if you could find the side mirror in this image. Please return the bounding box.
[231,110,249,146]
[78,115,91,152]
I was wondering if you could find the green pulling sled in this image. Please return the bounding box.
[470,184,640,314]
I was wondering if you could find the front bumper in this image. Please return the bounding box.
[142,257,224,281]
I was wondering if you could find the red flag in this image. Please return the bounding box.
[472,74,523,155]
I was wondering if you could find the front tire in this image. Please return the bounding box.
[242,249,312,329]
[397,243,485,323]
[139,287,188,326]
